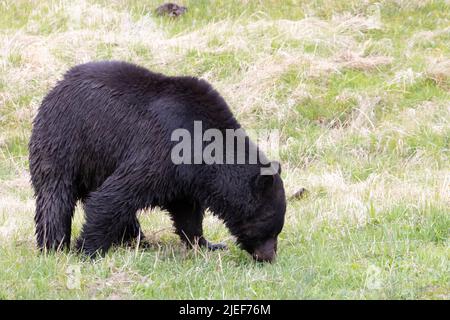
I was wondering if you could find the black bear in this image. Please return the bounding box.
[29,61,286,262]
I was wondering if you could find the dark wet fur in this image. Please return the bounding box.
[29,61,286,259]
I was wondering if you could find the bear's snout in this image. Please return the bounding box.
[252,238,277,263]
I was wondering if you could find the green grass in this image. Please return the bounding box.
[0,204,447,299]
[0,0,449,299]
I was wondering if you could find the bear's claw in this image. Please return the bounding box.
[206,242,228,251]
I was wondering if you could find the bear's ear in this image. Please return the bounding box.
[272,161,281,175]
[259,161,281,176]
[255,174,275,193]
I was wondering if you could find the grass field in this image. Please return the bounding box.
[0,0,449,299]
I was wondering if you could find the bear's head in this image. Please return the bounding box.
[228,163,286,263]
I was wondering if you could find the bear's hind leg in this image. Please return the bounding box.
[119,215,149,248]
[34,180,76,251]
[75,170,143,256]
[167,200,227,251]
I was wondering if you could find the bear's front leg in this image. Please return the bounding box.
[166,199,227,251]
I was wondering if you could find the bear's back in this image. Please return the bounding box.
[31,61,241,182]
[59,61,237,129]
[63,61,166,95]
